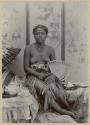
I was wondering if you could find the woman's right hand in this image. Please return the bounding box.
[37,73,50,80]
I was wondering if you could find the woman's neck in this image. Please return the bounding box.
[35,42,45,48]
[35,42,45,52]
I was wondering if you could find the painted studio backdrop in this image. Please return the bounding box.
[1,2,88,84]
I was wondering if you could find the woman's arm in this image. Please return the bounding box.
[44,47,56,83]
[24,46,39,77]
[49,47,56,61]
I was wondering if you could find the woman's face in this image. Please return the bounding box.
[34,28,47,44]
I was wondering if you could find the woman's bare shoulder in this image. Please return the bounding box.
[46,45,55,52]
[25,43,35,51]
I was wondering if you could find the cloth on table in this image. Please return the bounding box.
[2,75,39,123]
[35,112,76,123]
[66,87,88,122]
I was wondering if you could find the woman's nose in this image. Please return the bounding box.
[38,33,42,37]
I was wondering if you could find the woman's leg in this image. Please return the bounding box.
[34,79,70,111]
[49,83,71,110]
[49,98,76,120]
[29,77,76,119]
[34,78,71,111]
[55,89,71,110]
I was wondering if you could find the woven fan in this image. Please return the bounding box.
[2,48,21,71]
[48,60,70,80]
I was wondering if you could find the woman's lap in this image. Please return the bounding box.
[25,76,67,101]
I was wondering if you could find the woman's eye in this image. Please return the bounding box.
[35,34,39,36]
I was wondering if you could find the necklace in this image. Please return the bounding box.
[35,43,45,52]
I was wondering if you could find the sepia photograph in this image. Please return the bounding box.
[1,0,88,123]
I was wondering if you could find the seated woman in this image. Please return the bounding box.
[24,24,77,120]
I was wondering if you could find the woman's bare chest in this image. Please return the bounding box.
[30,49,50,63]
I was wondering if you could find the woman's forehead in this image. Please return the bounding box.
[35,28,46,32]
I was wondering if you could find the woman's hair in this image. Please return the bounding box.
[33,24,48,35]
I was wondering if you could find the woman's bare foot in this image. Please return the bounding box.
[63,110,78,120]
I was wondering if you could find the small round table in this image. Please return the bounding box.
[2,88,39,123]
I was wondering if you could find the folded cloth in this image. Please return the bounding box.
[36,112,76,123]
[63,82,88,90]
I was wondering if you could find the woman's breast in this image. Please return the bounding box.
[30,53,50,64]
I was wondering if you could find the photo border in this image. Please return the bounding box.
[0,0,89,124]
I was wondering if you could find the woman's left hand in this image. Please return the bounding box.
[44,74,56,84]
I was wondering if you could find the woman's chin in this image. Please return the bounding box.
[36,41,45,44]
